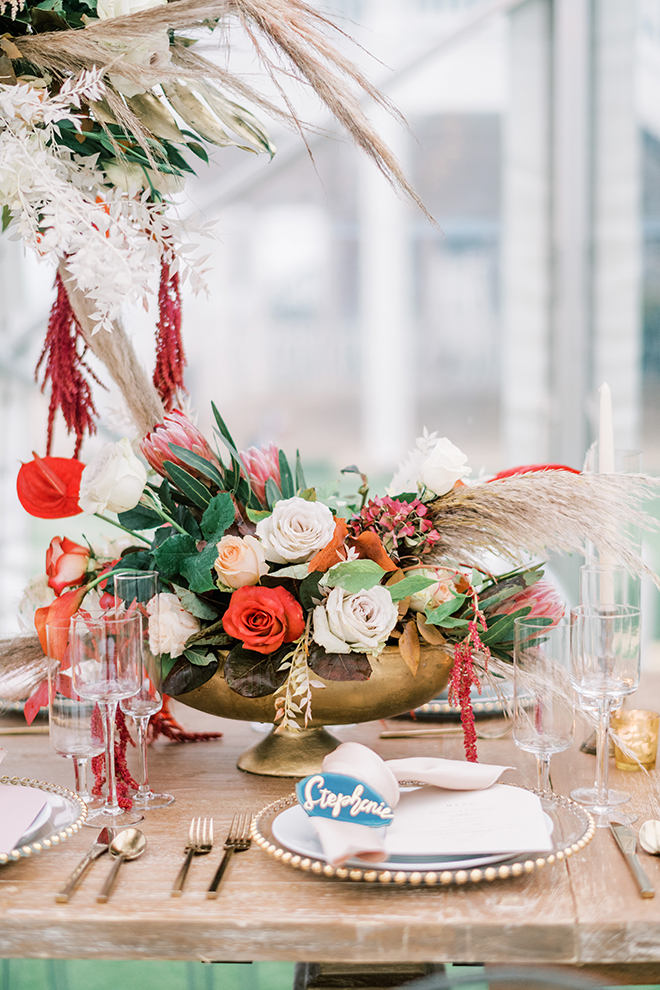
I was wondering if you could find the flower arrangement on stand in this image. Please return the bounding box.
[13,403,659,768]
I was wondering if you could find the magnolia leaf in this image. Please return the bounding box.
[164,656,219,696]
[388,573,436,603]
[307,643,371,682]
[299,571,324,611]
[126,91,185,142]
[196,82,276,156]
[153,534,197,577]
[398,620,421,675]
[201,491,235,541]
[324,559,385,594]
[416,613,447,646]
[172,584,219,620]
[223,645,291,698]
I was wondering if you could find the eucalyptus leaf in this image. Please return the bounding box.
[324,559,385,594]
[183,648,216,666]
[270,563,310,579]
[387,573,436,603]
[425,593,468,626]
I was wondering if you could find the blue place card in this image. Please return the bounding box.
[296,772,394,827]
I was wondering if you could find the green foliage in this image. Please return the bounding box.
[299,570,323,611]
[425,593,468,626]
[295,450,307,493]
[153,533,197,577]
[162,462,211,508]
[168,443,224,487]
[171,585,219,620]
[278,450,295,499]
[247,508,271,523]
[117,505,162,531]
[201,492,235,542]
[265,476,283,509]
[182,647,216,665]
[323,559,385,594]
[387,573,436,603]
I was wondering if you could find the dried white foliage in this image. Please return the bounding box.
[275,622,325,730]
[0,70,210,331]
[0,0,25,19]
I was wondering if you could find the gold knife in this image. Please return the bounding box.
[609,822,655,898]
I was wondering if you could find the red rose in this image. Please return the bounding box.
[222,586,305,655]
[46,536,90,594]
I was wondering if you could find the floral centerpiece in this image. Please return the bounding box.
[16,403,660,766]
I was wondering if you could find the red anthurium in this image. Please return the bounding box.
[488,464,580,481]
[35,584,89,661]
[24,680,49,726]
[46,536,90,594]
[17,453,85,518]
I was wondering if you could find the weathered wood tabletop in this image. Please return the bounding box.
[2,678,660,984]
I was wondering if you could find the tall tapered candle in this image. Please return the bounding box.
[598,382,615,600]
[599,383,615,474]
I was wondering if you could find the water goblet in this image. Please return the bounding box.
[70,611,143,827]
[570,603,641,826]
[579,563,640,611]
[513,618,574,792]
[115,571,174,810]
[46,623,103,807]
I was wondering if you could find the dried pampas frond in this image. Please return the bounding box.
[427,471,660,586]
[0,635,47,703]
[12,0,429,217]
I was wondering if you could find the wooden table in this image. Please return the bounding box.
[3,683,660,988]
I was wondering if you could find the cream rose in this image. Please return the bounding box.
[313,585,398,657]
[419,438,471,496]
[96,0,167,19]
[214,535,269,589]
[78,438,147,515]
[147,592,200,659]
[256,496,336,564]
[409,568,455,612]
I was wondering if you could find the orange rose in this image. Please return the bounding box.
[46,536,90,595]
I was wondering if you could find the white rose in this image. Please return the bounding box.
[147,592,200,658]
[313,585,398,657]
[419,438,471,496]
[17,574,55,632]
[214,535,269,589]
[387,429,471,497]
[256,496,336,564]
[96,0,167,19]
[78,438,147,515]
[408,568,455,612]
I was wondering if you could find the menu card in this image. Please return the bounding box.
[386,784,553,857]
[0,785,49,855]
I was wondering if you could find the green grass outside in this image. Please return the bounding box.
[0,960,294,990]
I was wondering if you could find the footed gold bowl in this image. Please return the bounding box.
[174,644,454,777]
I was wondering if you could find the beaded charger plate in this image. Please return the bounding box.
[251,786,596,886]
[0,775,87,865]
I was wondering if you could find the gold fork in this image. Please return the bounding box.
[171,817,213,897]
[206,813,253,899]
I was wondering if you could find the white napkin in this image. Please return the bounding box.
[307,742,512,866]
[0,784,48,856]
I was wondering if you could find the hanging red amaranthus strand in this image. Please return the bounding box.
[91,707,138,810]
[149,696,223,744]
[153,259,186,410]
[448,588,491,763]
[36,272,103,457]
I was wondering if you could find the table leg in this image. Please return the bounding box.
[293,963,445,990]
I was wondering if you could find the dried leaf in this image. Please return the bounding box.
[397,596,411,619]
[416,613,447,646]
[399,620,421,675]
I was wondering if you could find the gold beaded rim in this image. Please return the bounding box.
[251,785,595,887]
[0,775,87,865]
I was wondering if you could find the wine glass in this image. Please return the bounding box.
[570,604,641,826]
[579,564,640,611]
[115,571,174,810]
[513,618,574,792]
[70,611,143,827]
[46,623,103,807]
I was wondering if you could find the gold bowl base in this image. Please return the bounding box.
[237,725,341,777]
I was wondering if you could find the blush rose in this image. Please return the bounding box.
[222,586,305,655]
[214,535,269,590]
[45,536,90,595]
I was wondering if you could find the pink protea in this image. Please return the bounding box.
[240,442,281,507]
[490,581,565,625]
[140,410,221,481]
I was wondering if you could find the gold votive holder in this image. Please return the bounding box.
[611,710,660,771]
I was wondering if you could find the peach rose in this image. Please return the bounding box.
[214,535,269,590]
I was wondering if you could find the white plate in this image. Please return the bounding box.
[0,777,86,865]
[272,799,554,872]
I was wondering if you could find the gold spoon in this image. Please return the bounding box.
[97,828,147,903]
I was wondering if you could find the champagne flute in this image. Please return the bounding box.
[513,618,574,792]
[570,604,641,826]
[70,611,143,827]
[115,571,174,810]
[46,623,103,807]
